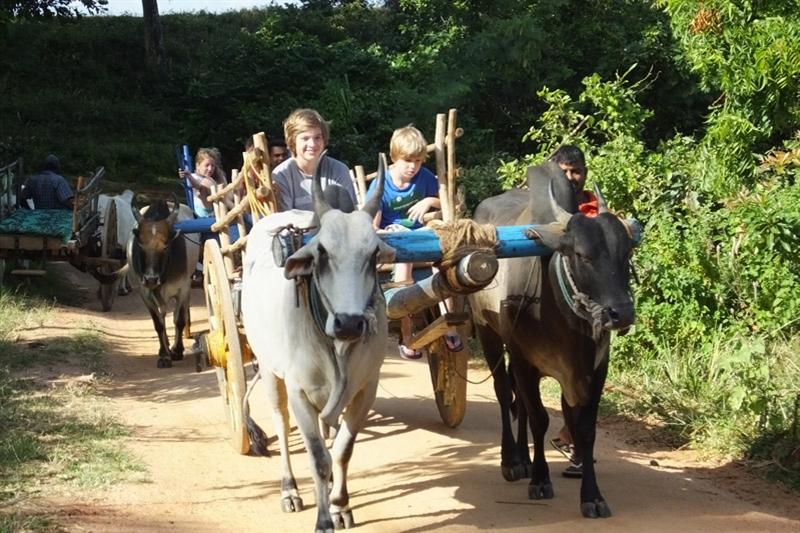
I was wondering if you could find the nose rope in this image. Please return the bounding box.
[554,252,604,342]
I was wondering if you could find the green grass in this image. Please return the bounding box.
[0,513,62,533]
[0,274,145,529]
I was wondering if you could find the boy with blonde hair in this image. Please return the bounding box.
[366,125,462,359]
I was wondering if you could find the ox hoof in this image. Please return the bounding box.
[315,518,335,533]
[281,496,303,513]
[501,464,529,482]
[581,499,612,519]
[156,358,172,368]
[331,509,355,529]
[528,481,554,500]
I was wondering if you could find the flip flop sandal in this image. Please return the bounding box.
[398,344,423,360]
[562,462,583,479]
[549,438,573,460]
[444,334,464,352]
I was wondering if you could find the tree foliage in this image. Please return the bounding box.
[0,1,798,478]
[4,0,107,18]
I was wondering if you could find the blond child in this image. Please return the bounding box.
[366,125,462,359]
[179,147,228,218]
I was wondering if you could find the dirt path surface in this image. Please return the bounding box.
[26,267,800,532]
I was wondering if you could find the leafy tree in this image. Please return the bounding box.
[4,0,107,18]
[657,0,800,193]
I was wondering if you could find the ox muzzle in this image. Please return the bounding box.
[333,313,368,340]
[600,302,635,332]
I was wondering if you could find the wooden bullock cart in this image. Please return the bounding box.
[183,108,563,454]
[0,160,122,311]
[182,111,486,453]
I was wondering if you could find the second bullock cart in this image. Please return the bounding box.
[0,160,123,311]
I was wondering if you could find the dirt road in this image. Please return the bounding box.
[33,268,800,532]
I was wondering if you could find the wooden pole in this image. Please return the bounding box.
[447,108,458,218]
[251,131,278,214]
[355,165,367,209]
[211,183,235,277]
[435,113,452,222]
[72,176,85,233]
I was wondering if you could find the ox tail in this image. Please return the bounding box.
[91,263,130,285]
[320,350,349,430]
[245,408,270,457]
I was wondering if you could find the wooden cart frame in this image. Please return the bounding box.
[0,162,122,311]
[190,111,471,455]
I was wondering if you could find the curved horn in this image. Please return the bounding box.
[593,184,609,213]
[167,193,181,223]
[131,202,144,224]
[549,180,572,226]
[312,150,332,218]
[362,152,387,217]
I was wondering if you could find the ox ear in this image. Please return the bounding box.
[525,222,565,250]
[284,245,314,279]
[377,240,396,264]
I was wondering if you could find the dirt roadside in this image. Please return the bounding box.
[15,266,800,532]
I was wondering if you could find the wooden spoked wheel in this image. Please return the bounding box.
[203,239,249,454]
[98,199,118,312]
[425,308,468,428]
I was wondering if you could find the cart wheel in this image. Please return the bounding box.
[203,239,249,454]
[99,200,119,312]
[425,309,468,428]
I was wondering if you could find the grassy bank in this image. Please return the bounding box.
[0,286,144,530]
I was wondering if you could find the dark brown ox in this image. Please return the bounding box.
[129,199,199,368]
[468,161,636,519]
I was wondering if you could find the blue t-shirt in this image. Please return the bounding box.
[366,166,439,229]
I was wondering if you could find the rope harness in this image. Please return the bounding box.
[553,251,606,343]
[241,150,278,219]
[430,218,498,295]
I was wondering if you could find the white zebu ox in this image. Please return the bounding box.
[241,156,394,532]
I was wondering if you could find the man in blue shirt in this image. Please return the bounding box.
[22,154,74,210]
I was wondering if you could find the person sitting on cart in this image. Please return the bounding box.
[268,138,289,170]
[178,147,230,218]
[365,125,464,360]
[272,108,357,211]
[21,154,74,210]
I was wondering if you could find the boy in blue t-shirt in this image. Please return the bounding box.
[366,125,462,359]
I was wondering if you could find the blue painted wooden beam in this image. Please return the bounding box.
[287,225,553,263]
[377,226,553,262]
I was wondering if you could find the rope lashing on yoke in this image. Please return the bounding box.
[430,218,499,295]
[241,149,278,218]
